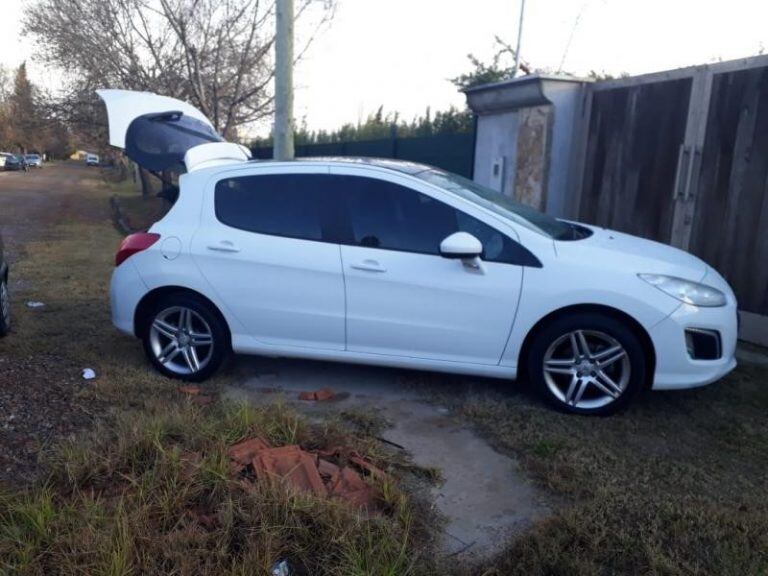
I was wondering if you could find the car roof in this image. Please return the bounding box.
[246,156,436,176]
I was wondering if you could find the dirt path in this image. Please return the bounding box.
[0,164,116,483]
[0,165,104,262]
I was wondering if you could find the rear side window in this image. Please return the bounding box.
[215,174,333,241]
[336,175,538,266]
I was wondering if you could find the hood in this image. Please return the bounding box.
[559,226,708,282]
[96,89,250,173]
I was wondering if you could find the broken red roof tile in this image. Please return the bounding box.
[228,437,387,511]
[298,387,336,402]
[316,457,341,480]
[252,445,327,497]
[228,437,272,467]
[349,455,387,480]
[327,467,376,510]
[178,385,202,396]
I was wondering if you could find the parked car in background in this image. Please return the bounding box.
[101,89,739,416]
[0,231,9,337]
[0,153,12,169]
[4,155,28,172]
[24,154,43,168]
[86,153,100,166]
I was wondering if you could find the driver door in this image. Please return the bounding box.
[333,167,524,365]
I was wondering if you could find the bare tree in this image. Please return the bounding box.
[23,0,335,139]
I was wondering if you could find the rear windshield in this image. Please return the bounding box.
[414,169,585,240]
[126,112,223,173]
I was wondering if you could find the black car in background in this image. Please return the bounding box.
[0,232,9,337]
[4,154,28,171]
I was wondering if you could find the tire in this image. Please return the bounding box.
[527,312,646,416]
[141,293,228,382]
[0,275,9,337]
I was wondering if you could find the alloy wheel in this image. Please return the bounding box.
[149,306,214,376]
[543,329,631,410]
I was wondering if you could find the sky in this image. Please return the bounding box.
[2,0,768,136]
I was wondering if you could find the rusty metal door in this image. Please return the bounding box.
[578,78,693,243]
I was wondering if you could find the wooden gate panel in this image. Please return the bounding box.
[579,79,692,243]
[690,67,768,315]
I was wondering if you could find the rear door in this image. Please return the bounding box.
[332,167,524,365]
[191,165,347,351]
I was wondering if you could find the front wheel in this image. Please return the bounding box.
[527,313,646,415]
[141,294,228,382]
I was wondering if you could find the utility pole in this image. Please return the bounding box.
[513,0,526,77]
[274,0,295,160]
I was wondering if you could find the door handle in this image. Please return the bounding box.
[350,259,386,273]
[207,240,240,253]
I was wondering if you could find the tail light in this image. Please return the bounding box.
[115,233,161,267]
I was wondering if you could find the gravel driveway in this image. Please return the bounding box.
[0,164,110,484]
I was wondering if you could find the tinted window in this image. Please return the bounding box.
[215,174,334,241]
[126,112,223,172]
[337,175,537,265]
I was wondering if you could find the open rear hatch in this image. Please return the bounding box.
[97,89,250,173]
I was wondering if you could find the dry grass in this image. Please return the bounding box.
[420,362,768,575]
[1,169,220,411]
[105,172,169,233]
[0,402,432,576]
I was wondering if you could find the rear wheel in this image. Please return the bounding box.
[527,313,646,415]
[0,276,9,337]
[141,293,228,381]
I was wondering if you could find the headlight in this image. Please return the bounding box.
[638,274,726,307]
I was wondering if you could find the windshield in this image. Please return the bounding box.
[414,169,580,240]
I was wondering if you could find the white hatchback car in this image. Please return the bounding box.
[100,90,738,415]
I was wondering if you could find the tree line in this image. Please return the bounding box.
[251,105,473,148]
[0,63,73,157]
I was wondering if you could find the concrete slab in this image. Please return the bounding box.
[736,343,768,368]
[224,357,549,559]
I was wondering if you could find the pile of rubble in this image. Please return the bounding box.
[228,437,387,510]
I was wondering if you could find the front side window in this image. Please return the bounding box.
[341,176,455,254]
[215,173,334,241]
[336,175,537,265]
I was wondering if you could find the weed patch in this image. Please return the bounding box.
[1,402,435,575]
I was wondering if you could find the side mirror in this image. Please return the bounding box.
[440,232,482,259]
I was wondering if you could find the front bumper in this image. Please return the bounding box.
[649,300,738,390]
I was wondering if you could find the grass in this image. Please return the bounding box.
[107,173,169,232]
[1,402,430,576]
[418,362,768,575]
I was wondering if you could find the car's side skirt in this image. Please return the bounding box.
[232,335,518,380]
